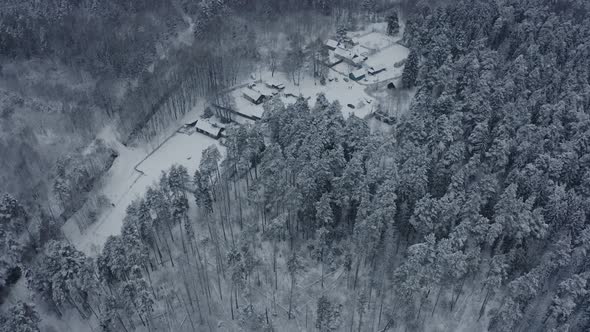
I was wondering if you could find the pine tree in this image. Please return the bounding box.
[193,170,214,214]
[402,50,419,88]
[0,302,40,332]
[316,295,340,331]
[167,165,190,197]
[27,240,98,318]
[545,274,589,325]
[200,145,222,185]
[203,106,214,119]
[263,214,285,290]
[119,273,154,327]
[99,296,127,332]
[336,24,348,45]
[362,0,376,17]
[97,235,131,284]
[0,194,30,288]
[318,0,332,16]
[387,12,400,36]
[287,252,304,319]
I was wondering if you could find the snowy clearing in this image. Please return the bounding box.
[64,106,224,256]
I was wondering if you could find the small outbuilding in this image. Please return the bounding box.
[265,81,286,91]
[195,120,223,139]
[334,48,366,67]
[373,109,396,125]
[178,118,200,134]
[326,53,344,67]
[368,64,387,75]
[242,88,265,105]
[333,48,353,61]
[387,82,396,89]
[349,69,366,81]
[325,39,340,50]
[352,56,367,66]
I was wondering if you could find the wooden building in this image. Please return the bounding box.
[265,81,286,91]
[350,69,366,81]
[195,120,223,139]
[242,88,265,105]
[325,39,340,50]
[368,64,387,75]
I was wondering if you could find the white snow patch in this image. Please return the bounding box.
[363,44,410,83]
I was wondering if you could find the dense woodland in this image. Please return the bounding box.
[3,0,590,331]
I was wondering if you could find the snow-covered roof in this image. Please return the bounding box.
[327,55,342,66]
[351,69,366,79]
[326,39,338,48]
[334,48,354,60]
[195,120,222,136]
[266,80,285,90]
[353,56,366,65]
[237,105,264,119]
[243,88,263,101]
[185,118,199,126]
[368,63,387,73]
[206,117,227,129]
[252,86,275,97]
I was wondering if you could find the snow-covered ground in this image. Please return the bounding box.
[64,20,411,256]
[364,44,410,82]
[230,88,267,119]
[356,31,395,50]
[349,20,406,44]
[257,70,377,119]
[63,105,223,256]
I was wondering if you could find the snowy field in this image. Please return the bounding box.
[356,31,396,50]
[364,44,410,83]
[63,106,223,256]
[348,20,406,43]
[136,133,219,176]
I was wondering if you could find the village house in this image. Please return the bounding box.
[349,69,366,81]
[353,56,367,66]
[368,64,387,75]
[325,39,340,50]
[242,88,265,105]
[333,46,368,68]
[213,103,264,121]
[265,80,285,91]
[326,52,344,67]
[333,47,352,61]
[334,48,365,68]
[178,118,198,134]
[195,120,223,139]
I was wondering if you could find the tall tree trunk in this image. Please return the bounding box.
[432,285,444,317]
[230,284,235,320]
[288,277,295,319]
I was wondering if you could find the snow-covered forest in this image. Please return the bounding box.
[2,0,590,331]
